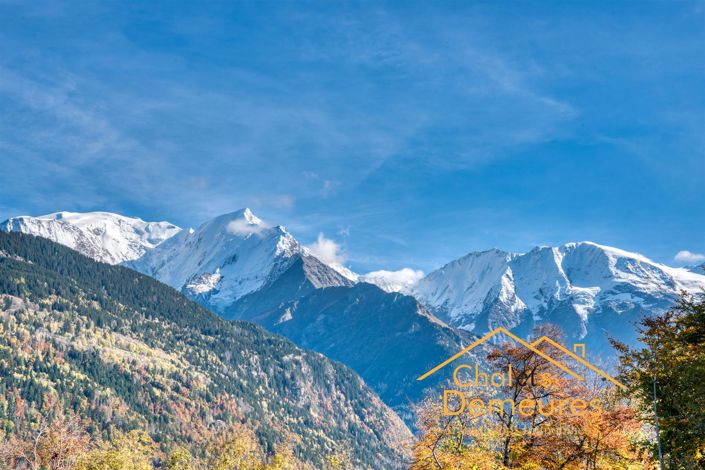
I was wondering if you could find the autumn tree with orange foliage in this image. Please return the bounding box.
[411,325,654,469]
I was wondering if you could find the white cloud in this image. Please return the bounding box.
[306,233,347,266]
[361,268,425,293]
[674,250,705,265]
[226,218,267,236]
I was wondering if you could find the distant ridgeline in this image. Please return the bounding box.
[0,232,411,469]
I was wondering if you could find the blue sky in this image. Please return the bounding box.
[1,1,703,273]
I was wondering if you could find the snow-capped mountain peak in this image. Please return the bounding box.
[222,208,267,235]
[243,207,262,224]
[412,241,705,351]
[128,208,352,312]
[1,211,180,264]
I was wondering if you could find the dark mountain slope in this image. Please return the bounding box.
[226,278,476,421]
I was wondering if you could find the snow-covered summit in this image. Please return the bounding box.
[1,211,180,264]
[413,241,705,341]
[128,208,351,311]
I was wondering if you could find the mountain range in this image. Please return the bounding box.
[4,208,704,418]
[412,242,705,356]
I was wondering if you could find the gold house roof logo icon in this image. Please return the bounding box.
[417,327,626,390]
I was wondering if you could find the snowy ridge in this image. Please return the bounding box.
[413,241,705,336]
[413,248,514,321]
[1,211,180,264]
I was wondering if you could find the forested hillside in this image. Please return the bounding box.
[0,232,411,469]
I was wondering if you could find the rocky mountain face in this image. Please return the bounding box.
[412,242,705,358]
[1,211,180,264]
[0,231,412,469]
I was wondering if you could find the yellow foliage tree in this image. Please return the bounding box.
[208,426,263,470]
[263,443,298,470]
[76,430,157,470]
[165,447,194,470]
[324,447,352,470]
